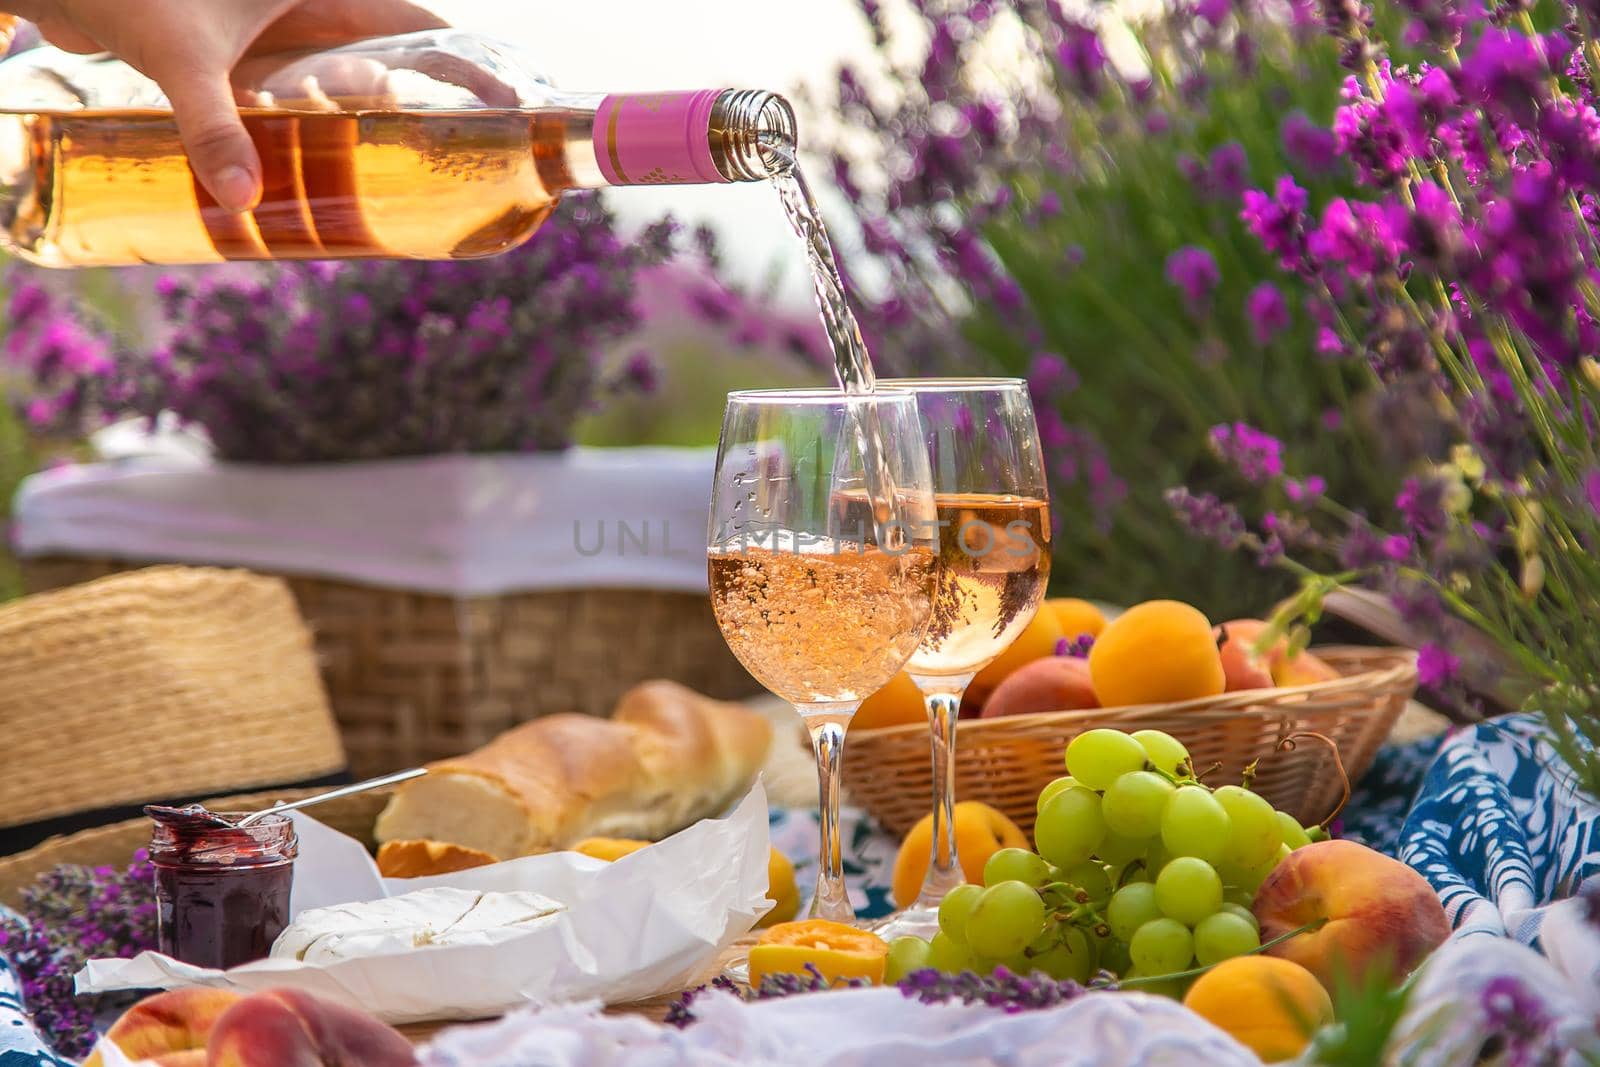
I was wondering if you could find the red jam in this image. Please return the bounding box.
[146,805,298,969]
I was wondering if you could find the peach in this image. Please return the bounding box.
[207,988,416,1067]
[980,655,1098,717]
[891,801,1029,908]
[1253,839,1449,988]
[1215,620,1275,692]
[145,1054,207,1067]
[85,988,244,1067]
[1219,619,1343,688]
[1275,649,1341,687]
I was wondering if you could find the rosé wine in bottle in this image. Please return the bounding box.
[0,30,795,267]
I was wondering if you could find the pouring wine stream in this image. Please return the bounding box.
[766,144,904,552]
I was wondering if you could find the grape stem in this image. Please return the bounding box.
[1275,731,1351,829]
[1116,917,1331,989]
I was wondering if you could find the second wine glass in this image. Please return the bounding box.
[872,378,1051,940]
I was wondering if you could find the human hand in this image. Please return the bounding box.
[6,0,447,212]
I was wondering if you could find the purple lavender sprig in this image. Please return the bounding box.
[665,965,1091,1027]
[0,852,158,1058]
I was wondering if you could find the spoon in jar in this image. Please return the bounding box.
[234,768,428,827]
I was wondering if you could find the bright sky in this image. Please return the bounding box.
[433,0,881,305]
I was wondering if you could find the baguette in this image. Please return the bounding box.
[373,680,772,858]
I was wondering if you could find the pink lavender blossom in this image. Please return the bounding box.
[1281,111,1340,174]
[1240,176,1312,271]
[1165,246,1221,309]
[1245,282,1291,344]
[1286,475,1327,503]
[1417,642,1463,687]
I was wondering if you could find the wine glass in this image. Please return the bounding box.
[870,378,1051,940]
[708,388,938,922]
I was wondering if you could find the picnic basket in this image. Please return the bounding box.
[843,646,1418,834]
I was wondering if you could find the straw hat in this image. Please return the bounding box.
[0,566,347,854]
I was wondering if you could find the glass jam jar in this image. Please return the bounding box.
[146,805,298,969]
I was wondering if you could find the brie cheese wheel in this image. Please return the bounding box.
[271,887,565,964]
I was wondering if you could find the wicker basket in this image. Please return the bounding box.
[22,557,760,779]
[843,646,1417,835]
[0,567,348,852]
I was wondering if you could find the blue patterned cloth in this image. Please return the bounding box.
[0,911,70,1067]
[1399,712,1600,945]
[1339,731,1451,856]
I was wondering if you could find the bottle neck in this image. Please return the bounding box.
[554,88,795,191]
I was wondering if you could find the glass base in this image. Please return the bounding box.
[869,902,943,942]
[722,952,751,987]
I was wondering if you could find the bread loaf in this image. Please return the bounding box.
[373,680,772,858]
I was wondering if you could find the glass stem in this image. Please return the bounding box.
[806,710,855,923]
[912,688,967,908]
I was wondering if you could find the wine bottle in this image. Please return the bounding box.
[0,30,795,267]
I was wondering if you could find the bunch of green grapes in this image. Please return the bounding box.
[884,727,1325,991]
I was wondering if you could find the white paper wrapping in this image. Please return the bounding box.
[417,987,1264,1067]
[77,783,772,1024]
[13,446,717,596]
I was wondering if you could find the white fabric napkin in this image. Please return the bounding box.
[14,447,716,596]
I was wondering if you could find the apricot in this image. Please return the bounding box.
[207,988,415,1067]
[1183,956,1333,1062]
[1216,620,1275,692]
[1088,600,1226,707]
[852,671,927,731]
[86,988,244,1067]
[1253,839,1449,988]
[759,847,801,928]
[572,837,650,862]
[980,655,1098,718]
[967,607,1067,706]
[1045,598,1107,641]
[892,801,1029,908]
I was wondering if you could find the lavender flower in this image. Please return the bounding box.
[1209,422,1286,483]
[0,853,158,1057]
[1417,643,1462,687]
[1245,282,1291,344]
[1166,486,1248,549]
[1241,176,1312,271]
[1055,634,1096,657]
[1208,142,1251,201]
[3,195,683,462]
[1282,112,1341,174]
[1478,975,1555,1065]
[1166,246,1222,309]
